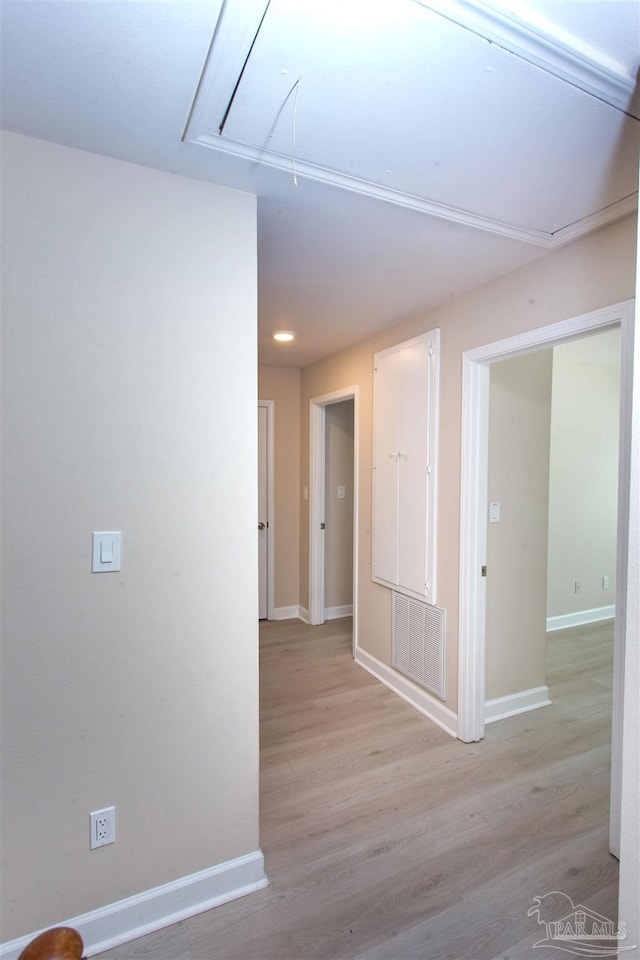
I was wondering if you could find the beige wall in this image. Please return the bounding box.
[324,400,354,611]
[547,330,621,618]
[486,351,553,701]
[1,133,259,939]
[258,365,300,612]
[300,214,637,712]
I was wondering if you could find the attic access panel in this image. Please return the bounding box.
[188,0,639,239]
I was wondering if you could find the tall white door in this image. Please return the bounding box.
[258,404,268,619]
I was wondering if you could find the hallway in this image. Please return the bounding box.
[98,617,617,959]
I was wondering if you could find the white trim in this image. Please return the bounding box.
[458,357,490,742]
[309,387,360,656]
[355,647,457,739]
[485,685,551,724]
[309,400,325,626]
[458,299,633,746]
[465,300,634,364]
[189,134,637,249]
[546,605,615,632]
[551,196,639,248]
[273,605,304,621]
[298,606,310,624]
[414,0,638,116]
[324,604,353,620]
[191,134,555,248]
[258,400,275,620]
[0,851,267,960]
[458,299,633,863]
[610,298,635,859]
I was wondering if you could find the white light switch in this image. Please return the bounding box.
[337,485,346,500]
[100,540,113,563]
[92,532,121,572]
[489,502,501,523]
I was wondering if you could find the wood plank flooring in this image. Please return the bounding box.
[96,618,617,960]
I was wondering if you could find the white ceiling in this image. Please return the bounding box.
[1,0,639,367]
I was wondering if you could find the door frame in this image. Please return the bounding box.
[458,298,634,854]
[309,386,359,653]
[258,399,275,621]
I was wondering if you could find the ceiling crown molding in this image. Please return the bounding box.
[414,0,638,117]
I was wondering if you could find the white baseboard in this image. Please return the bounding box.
[485,686,551,724]
[546,605,615,632]
[324,604,353,620]
[0,850,267,960]
[354,647,457,738]
[273,605,301,621]
[298,606,309,624]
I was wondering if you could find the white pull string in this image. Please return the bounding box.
[292,77,302,186]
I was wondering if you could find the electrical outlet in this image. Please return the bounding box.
[90,807,115,849]
[602,576,609,590]
[574,580,581,594]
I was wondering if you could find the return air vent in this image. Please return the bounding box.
[392,592,445,700]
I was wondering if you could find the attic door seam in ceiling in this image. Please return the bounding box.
[219,0,272,134]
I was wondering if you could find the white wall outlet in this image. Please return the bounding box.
[602,576,609,590]
[574,580,581,594]
[90,806,116,849]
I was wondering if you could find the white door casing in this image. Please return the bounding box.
[309,387,360,653]
[458,298,634,861]
[258,401,274,620]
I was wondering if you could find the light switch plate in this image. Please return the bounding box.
[92,532,121,572]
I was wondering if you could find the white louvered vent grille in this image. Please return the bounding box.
[392,592,446,700]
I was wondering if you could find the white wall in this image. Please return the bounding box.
[486,351,552,701]
[0,133,260,941]
[547,330,621,620]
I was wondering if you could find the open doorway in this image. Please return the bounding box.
[309,386,359,655]
[458,298,634,858]
[324,399,355,621]
[483,328,621,721]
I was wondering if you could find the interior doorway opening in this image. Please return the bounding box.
[458,298,634,859]
[483,329,621,723]
[309,386,360,656]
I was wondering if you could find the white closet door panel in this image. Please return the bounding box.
[398,341,430,595]
[373,348,401,585]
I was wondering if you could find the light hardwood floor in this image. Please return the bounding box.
[97,617,617,960]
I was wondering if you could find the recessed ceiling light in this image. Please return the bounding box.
[273,330,295,342]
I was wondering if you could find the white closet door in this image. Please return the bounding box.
[372,347,401,585]
[398,339,431,596]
